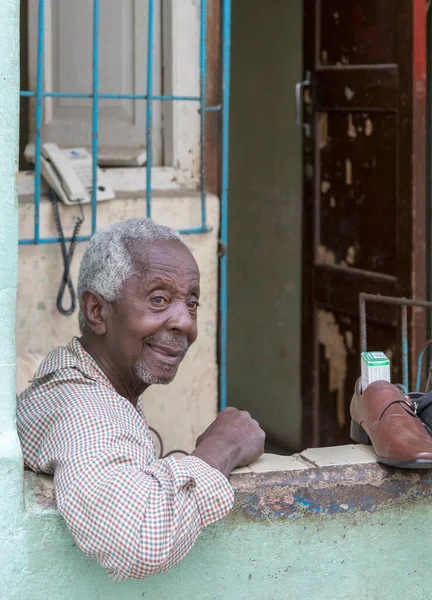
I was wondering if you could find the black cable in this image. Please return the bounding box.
[149,426,164,458]
[149,426,188,459]
[164,449,189,458]
[49,188,84,316]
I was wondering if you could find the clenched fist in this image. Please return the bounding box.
[191,407,265,478]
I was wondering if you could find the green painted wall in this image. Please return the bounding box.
[227,0,303,451]
[15,504,431,600]
[4,468,432,600]
[0,0,26,588]
[0,0,20,436]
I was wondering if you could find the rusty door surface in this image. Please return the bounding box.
[302,0,427,447]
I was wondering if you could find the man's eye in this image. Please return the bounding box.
[189,300,200,310]
[151,297,168,306]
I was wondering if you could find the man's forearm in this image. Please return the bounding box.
[191,438,239,478]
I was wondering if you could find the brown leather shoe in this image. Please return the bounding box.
[350,378,432,468]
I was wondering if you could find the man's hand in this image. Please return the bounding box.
[191,407,265,478]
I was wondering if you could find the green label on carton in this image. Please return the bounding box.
[361,351,390,366]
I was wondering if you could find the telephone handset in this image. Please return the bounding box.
[39,143,115,317]
[41,143,115,205]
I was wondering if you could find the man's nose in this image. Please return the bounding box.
[167,303,196,337]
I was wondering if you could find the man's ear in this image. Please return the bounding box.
[80,290,109,335]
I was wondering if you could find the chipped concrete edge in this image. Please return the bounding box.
[230,462,432,520]
[24,445,432,521]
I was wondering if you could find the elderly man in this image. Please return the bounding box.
[17,218,265,581]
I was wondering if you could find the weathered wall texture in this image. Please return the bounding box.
[17,193,220,454]
[9,446,432,600]
[0,0,26,588]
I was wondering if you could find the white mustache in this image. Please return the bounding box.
[144,334,189,352]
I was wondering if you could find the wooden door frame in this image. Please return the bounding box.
[411,0,427,363]
[301,0,427,448]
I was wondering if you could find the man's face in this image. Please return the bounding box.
[105,240,200,386]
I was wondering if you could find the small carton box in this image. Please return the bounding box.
[361,351,390,392]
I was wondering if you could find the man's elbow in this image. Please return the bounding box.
[101,527,200,581]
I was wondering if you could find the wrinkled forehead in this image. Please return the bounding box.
[128,239,200,286]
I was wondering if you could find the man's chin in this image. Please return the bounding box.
[135,365,177,386]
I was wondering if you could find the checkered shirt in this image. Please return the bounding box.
[16,337,234,581]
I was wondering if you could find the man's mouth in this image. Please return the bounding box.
[146,343,185,365]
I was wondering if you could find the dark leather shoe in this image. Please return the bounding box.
[350,378,432,468]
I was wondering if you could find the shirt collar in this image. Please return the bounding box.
[31,336,113,389]
[30,337,145,416]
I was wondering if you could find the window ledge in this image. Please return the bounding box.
[24,444,431,518]
[18,445,432,598]
[18,167,200,204]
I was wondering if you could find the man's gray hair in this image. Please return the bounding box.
[77,218,185,333]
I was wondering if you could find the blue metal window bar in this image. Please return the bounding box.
[19,0,232,241]
[19,0,232,410]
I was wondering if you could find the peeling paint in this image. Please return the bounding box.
[365,119,374,136]
[344,86,355,101]
[345,159,352,185]
[317,245,336,265]
[321,181,331,194]
[346,246,355,265]
[347,114,357,139]
[345,331,354,352]
[318,310,347,427]
[319,113,328,149]
[305,163,314,180]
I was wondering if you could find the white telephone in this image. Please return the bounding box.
[41,143,115,205]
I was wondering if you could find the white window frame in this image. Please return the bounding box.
[162,0,201,178]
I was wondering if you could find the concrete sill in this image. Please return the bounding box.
[24,445,432,519]
[15,444,432,600]
[18,166,200,204]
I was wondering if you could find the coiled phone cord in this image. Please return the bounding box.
[49,188,84,316]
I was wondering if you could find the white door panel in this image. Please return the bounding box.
[28,0,162,164]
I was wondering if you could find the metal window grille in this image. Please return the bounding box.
[19,0,232,410]
[19,0,232,242]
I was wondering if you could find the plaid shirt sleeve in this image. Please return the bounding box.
[17,359,234,581]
